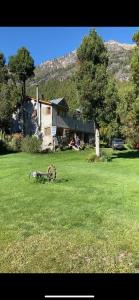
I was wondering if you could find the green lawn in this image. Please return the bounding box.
[0,148,139,273]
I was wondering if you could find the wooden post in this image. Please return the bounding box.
[95,127,100,157]
[53,136,56,152]
[74,132,77,140]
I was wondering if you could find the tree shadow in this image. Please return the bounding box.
[112,150,139,159]
[55,178,69,183]
[29,177,69,184]
[0,150,18,156]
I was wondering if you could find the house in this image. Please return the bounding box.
[11,96,95,150]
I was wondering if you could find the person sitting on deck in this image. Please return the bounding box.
[68,136,80,151]
[75,136,80,149]
[68,137,75,148]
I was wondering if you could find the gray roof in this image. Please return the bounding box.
[50,98,64,105]
[75,107,82,113]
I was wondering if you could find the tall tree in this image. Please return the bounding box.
[8,47,35,100]
[76,29,108,156]
[8,47,35,133]
[0,83,21,132]
[100,77,120,144]
[0,52,21,132]
[117,85,139,147]
[131,35,139,96]
[0,53,8,84]
[120,30,139,146]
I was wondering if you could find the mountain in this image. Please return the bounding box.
[105,40,135,81]
[28,40,136,87]
[31,50,77,85]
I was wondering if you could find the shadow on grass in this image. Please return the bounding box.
[29,177,69,184]
[55,178,69,183]
[112,150,139,159]
[0,149,19,156]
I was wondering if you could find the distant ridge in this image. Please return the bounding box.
[28,40,136,86]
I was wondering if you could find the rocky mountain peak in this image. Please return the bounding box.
[30,40,136,85]
[105,40,135,51]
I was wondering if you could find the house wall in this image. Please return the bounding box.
[40,104,53,150]
[41,104,52,129]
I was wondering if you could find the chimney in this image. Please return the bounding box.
[36,84,40,127]
[36,84,39,102]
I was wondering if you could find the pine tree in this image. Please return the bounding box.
[76,29,108,156]
[8,47,35,134]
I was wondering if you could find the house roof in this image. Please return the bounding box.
[75,107,82,113]
[50,98,65,105]
[25,96,50,105]
[25,96,69,109]
[50,97,69,110]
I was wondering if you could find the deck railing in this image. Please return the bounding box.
[54,114,94,133]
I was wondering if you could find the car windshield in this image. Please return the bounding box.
[113,139,123,142]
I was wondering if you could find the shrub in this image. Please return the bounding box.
[42,148,52,154]
[10,133,23,152]
[21,136,42,153]
[0,130,5,141]
[126,143,133,150]
[100,150,112,162]
[0,140,9,154]
[87,150,112,163]
[87,154,105,163]
[87,153,98,162]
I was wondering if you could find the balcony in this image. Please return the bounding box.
[53,114,94,133]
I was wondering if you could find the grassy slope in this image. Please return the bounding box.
[0,149,139,273]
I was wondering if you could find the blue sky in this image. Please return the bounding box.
[0,27,139,66]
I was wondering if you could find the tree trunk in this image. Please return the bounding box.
[95,127,100,157]
[22,80,26,100]
[21,80,26,135]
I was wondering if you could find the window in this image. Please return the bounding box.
[42,106,51,115]
[44,127,51,136]
[46,107,51,115]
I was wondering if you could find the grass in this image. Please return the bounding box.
[0,148,139,273]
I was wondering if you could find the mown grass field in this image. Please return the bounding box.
[0,148,139,273]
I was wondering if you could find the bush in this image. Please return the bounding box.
[0,140,9,154]
[87,153,105,163]
[87,153,98,162]
[126,143,133,150]
[10,133,23,152]
[87,150,112,163]
[21,136,42,153]
[0,130,5,141]
[85,143,95,149]
[100,150,112,162]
